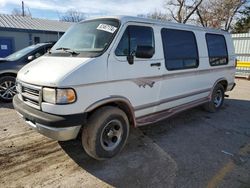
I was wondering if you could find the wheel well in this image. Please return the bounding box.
[86,101,136,127]
[0,73,17,78]
[218,80,228,91]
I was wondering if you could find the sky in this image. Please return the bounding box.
[0,0,166,20]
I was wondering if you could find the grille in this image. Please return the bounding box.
[17,82,42,110]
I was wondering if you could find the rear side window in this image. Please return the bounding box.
[115,25,154,56]
[206,34,228,66]
[161,28,199,71]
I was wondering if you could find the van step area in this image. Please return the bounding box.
[136,97,209,127]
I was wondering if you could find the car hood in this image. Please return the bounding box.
[17,56,91,87]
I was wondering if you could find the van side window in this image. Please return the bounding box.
[161,28,199,71]
[115,26,154,56]
[206,34,228,66]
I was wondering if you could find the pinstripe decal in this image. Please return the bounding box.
[72,66,235,88]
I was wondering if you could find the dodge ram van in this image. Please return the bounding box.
[13,16,236,160]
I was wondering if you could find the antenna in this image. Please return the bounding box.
[22,1,24,17]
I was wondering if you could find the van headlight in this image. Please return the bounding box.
[43,88,76,104]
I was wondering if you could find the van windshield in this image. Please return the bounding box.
[50,19,120,57]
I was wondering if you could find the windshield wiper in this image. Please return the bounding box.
[55,47,80,55]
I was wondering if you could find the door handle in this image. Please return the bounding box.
[150,62,161,67]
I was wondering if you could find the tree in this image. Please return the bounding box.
[147,10,171,21]
[232,6,250,33]
[166,0,204,23]
[196,1,215,27]
[60,9,86,22]
[196,0,248,31]
[12,8,31,17]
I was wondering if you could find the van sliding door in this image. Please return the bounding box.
[157,28,210,112]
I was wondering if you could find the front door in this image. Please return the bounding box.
[108,23,162,118]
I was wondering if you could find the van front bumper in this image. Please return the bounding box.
[13,95,86,141]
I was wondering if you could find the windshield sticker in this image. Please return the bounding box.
[97,24,117,33]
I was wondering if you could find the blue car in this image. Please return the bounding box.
[0,43,53,102]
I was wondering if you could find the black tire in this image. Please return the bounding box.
[0,76,16,103]
[82,106,129,160]
[204,83,225,113]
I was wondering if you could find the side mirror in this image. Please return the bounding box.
[27,55,34,61]
[135,45,155,59]
[127,52,135,65]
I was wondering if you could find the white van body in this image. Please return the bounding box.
[14,16,236,160]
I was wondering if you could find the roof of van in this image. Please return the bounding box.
[85,15,228,35]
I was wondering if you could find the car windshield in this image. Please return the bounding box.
[50,19,119,57]
[5,45,42,61]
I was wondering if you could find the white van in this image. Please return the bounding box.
[13,16,236,160]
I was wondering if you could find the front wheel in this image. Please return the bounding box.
[82,106,129,160]
[204,83,225,113]
[0,76,16,103]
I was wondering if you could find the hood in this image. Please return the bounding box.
[17,56,91,87]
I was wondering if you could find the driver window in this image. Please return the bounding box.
[115,25,154,56]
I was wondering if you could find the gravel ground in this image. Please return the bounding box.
[0,79,249,188]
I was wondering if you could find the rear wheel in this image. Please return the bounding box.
[82,106,129,160]
[204,83,225,113]
[0,76,16,102]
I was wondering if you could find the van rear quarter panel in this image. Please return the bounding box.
[224,33,236,88]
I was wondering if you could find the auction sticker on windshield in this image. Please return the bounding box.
[97,24,117,33]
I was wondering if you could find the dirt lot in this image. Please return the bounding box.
[0,79,250,188]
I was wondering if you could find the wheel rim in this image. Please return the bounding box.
[213,89,223,108]
[100,119,123,151]
[0,80,16,100]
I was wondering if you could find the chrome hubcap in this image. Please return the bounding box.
[101,120,123,151]
[0,80,16,100]
[214,90,223,108]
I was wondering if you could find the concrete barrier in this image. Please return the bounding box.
[236,61,250,79]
